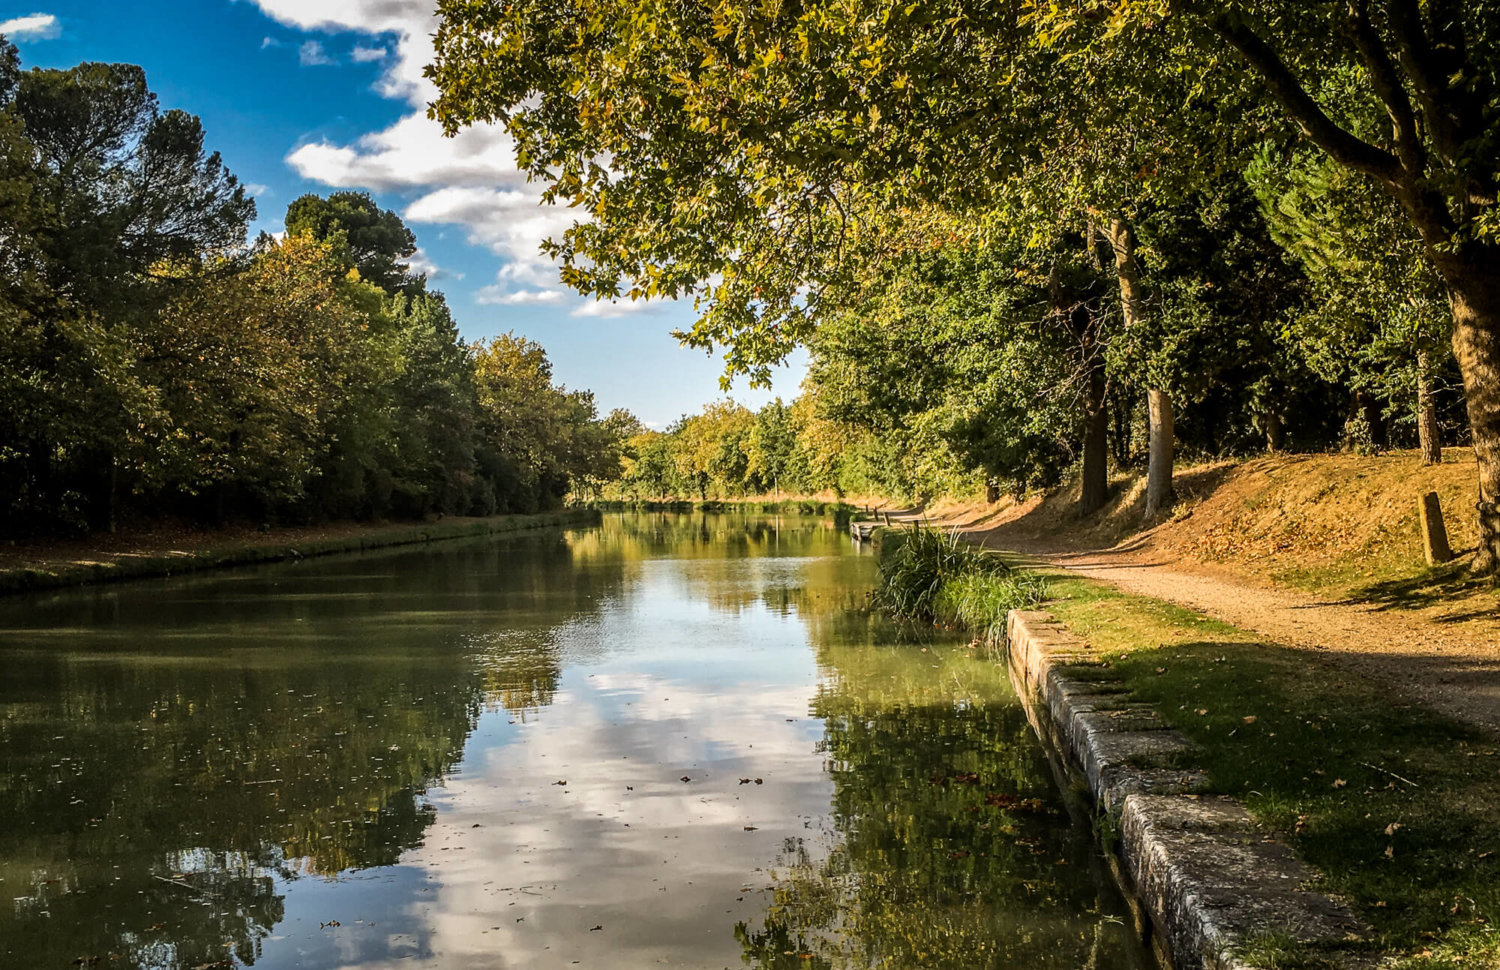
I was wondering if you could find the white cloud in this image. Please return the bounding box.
[406,247,461,281]
[260,36,281,49]
[477,288,566,307]
[244,182,272,197]
[287,114,530,192]
[572,298,665,319]
[404,186,577,295]
[0,13,60,40]
[298,39,335,66]
[251,0,625,310]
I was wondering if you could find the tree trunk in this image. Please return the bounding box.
[1145,389,1175,517]
[1264,411,1284,453]
[1447,277,1500,574]
[1080,360,1109,515]
[1108,218,1174,519]
[1417,349,1442,465]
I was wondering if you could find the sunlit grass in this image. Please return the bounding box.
[875,525,1049,636]
[1043,572,1500,966]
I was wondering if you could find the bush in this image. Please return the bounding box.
[875,525,1048,637]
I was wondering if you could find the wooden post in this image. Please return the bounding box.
[1419,491,1453,565]
[882,511,891,526]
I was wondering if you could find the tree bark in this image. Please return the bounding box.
[1264,411,1285,452]
[1080,359,1109,515]
[1107,218,1174,518]
[1417,348,1443,465]
[1145,389,1175,517]
[1445,275,1500,573]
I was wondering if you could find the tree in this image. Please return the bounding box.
[1028,1,1500,565]
[0,46,254,530]
[1248,145,1454,463]
[471,333,623,510]
[285,191,422,297]
[432,0,1500,569]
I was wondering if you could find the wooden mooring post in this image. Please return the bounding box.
[1419,491,1453,565]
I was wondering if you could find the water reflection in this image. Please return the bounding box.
[0,514,1150,969]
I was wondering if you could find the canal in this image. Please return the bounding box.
[0,514,1153,969]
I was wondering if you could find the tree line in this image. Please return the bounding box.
[431,0,1500,570]
[609,396,982,502]
[0,41,631,536]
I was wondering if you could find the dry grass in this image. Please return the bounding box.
[928,449,1498,615]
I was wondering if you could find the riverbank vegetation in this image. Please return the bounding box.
[875,526,1048,640]
[433,0,1500,574]
[1046,577,1500,969]
[0,42,632,538]
[873,535,1500,966]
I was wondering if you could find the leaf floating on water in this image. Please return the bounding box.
[983,792,1046,813]
[589,925,603,931]
[744,826,758,831]
[739,778,752,784]
[680,776,692,783]
[553,780,568,786]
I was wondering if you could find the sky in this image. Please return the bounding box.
[0,1,809,427]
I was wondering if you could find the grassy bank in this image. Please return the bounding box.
[0,510,600,596]
[873,525,1050,639]
[1046,575,1500,968]
[947,450,1500,615]
[877,537,1500,967]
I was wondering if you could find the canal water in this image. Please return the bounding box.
[0,514,1153,969]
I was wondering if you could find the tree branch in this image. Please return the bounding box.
[1205,12,1402,185]
[1387,0,1479,163]
[1345,0,1426,176]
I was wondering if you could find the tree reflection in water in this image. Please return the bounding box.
[0,532,616,969]
[737,629,1149,970]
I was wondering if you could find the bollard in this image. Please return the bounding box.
[1419,491,1453,565]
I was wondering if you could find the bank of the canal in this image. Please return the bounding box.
[869,519,1500,969]
[0,509,599,595]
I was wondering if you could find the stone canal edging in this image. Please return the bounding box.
[0,509,601,596]
[1004,609,1371,970]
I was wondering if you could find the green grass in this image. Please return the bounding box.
[1041,572,1500,967]
[875,525,1049,636]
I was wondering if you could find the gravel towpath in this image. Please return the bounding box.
[964,527,1500,736]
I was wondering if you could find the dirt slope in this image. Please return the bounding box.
[923,449,1500,734]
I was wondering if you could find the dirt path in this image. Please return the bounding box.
[887,505,1500,736]
[1023,543,1500,733]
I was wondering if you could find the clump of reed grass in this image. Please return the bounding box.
[875,525,1048,636]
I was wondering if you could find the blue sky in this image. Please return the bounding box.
[0,1,808,426]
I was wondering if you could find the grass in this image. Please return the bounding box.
[875,524,1049,638]
[1041,570,1500,967]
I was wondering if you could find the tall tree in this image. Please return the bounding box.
[285,191,423,297]
[1030,1,1500,565]
[1,47,254,530]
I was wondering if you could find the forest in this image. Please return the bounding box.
[431,0,1500,571]
[0,40,633,537]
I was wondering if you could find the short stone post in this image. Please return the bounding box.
[1419,491,1453,565]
